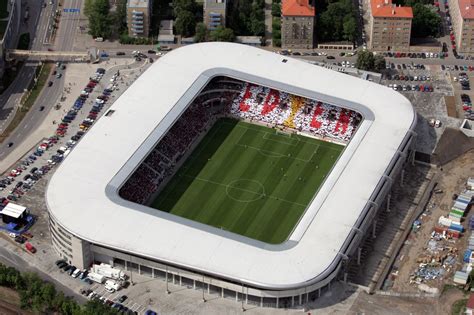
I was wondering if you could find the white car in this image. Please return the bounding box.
[429,119,441,128]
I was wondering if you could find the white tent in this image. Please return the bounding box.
[1,203,27,219]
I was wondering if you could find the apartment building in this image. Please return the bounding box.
[448,0,474,53]
[127,0,152,37]
[203,0,226,30]
[369,0,413,51]
[281,0,316,49]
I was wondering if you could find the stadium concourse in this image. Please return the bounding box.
[46,43,416,309]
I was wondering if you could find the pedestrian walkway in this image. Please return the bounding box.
[264,0,273,46]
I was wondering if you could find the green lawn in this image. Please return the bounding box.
[152,118,343,244]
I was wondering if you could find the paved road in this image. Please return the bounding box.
[0,0,58,130]
[0,0,53,125]
[54,0,82,51]
[0,0,80,158]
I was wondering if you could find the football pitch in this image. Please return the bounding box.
[151,118,343,244]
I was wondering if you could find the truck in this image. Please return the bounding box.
[104,279,120,293]
[87,272,105,284]
[92,263,126,281]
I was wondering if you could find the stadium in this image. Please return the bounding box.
[46,43,416,308]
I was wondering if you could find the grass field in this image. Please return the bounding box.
[152,118,343,244]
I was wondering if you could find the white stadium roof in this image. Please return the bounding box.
[46,43,416,290]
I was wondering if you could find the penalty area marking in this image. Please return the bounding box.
[236,143,319,163]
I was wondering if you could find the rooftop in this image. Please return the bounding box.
[467,293,474,309]
[46,43,415,290]
[282,0,315,16]
[204,0,226,9]
[459,0,474,19]
[127,0,150,9]
[371,0,413,18]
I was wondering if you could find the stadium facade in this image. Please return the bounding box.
[46,43,416,308]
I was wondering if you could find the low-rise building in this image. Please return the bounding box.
[127,0,152,37]
[158,20,175,45]
[203,0,226,30]
[448,0,474,53]
[281,0,316,49]
[369,0,413,51]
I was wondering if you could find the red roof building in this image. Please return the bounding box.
[282,0,315,16]
[448,0,474,52]
[369,0,413,51]
[459,0,474,18]
[371,0,413,18]
[281,0,316,49]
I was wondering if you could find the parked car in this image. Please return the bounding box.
[25,242,36,253]
[57,261,68,269]
[118,295,128,303]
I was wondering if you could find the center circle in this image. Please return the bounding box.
[225,179,265,202]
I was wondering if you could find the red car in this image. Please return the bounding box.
[25,242,36,253]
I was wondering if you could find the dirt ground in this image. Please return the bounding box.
[389,150,474,293]
[349,287,466,315]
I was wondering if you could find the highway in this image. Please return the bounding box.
[53,0,82,51]
[0,0,81,159]
[0,0,57,132]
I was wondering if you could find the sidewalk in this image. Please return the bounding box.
[264,0,273,46]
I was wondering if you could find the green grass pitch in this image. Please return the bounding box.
[151,118,343,244]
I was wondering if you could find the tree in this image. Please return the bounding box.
[250,0,266,36]
[210,26,235,42]
[195,22,208,42]
[316,0,355,42]
[172,0,196,17]
[86,0,112,38]
[342,15,357,43]
[83,299,119,315]
[175,10,196,37]
[374,54,386,72]
[271,2,281,16]
[356,50,375,71]
[84,0,94,17]
[411,3,441,38]
[113,0,128,33]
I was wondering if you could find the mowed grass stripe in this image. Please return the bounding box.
[151,118,343,244]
